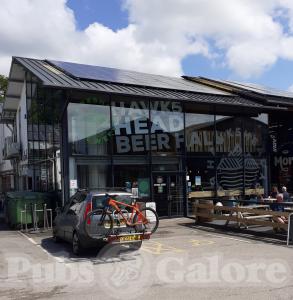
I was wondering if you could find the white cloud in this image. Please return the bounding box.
[124,0,293,78]
[1,0,293,79]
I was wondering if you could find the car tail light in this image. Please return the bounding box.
[84,201,92,225]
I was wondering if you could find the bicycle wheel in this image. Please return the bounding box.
[85,209,114,238]
[133,207,159,234]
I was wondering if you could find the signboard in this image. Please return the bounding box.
[70,179,78,189]
[157,176,163,184]
[41,168,47,181]
[138,178,150,198]
[195,176,201,186]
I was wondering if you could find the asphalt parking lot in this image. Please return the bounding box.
[1,218,293,300]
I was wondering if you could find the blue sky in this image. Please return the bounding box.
[67,0,128,31]
[67,0,293,91]
[2,0,293,92]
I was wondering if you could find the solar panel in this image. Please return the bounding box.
[222,80,293,99]
[48,60,229,95]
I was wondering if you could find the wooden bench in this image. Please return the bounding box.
[193,202,290,231]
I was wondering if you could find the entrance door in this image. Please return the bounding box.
[152,173,185,217]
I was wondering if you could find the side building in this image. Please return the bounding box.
[0,57,291,217]
[0,103,15,191]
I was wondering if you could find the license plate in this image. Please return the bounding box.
[119,235,141,242]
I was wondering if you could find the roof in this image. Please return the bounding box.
[185,77,293,107]
[2,57,287,115]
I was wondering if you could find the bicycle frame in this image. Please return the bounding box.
[108,198,148,227]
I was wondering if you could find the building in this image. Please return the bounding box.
[0,103,15,191]
[0,57,292,217]
[189,77,293,194]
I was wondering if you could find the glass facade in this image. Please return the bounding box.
[68,102,111,156]
[66,92,269,216]
[26,74,62,191]
[269,113,293,192]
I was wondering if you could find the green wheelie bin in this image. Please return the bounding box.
[5,192,52,229]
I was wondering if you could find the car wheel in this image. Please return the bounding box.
[72,232,83,255]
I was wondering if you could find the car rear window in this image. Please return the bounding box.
[92,194,133,210]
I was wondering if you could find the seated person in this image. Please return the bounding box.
[248,194,258,204]
[272,193,287,232]
[281,186,290,202]
[270,186,279,198]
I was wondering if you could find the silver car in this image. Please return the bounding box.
[53,190,150,255]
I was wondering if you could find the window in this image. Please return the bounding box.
[185,113,215,155]
[76,163,112,190]
[150,101,184,154]
[92,194,132,209]
[111,98,149,155]
[68,101,111,156]
[215,116,242,156]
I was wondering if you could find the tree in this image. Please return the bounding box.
[0,74,8,102]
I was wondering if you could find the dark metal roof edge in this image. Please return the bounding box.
[13,56,45,84]
[42,82,286,111]
[11,57,286,111]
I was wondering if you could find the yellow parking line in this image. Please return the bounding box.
[189,239,215,247]
[142,241,185,255]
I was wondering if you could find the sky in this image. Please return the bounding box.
[1,0,293,91]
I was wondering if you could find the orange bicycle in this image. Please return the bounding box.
[85,193,159,236]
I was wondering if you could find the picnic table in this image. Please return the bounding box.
[261,198,277,203]
[225,204,271,228]
[193,200,293,246]
[284,207,293,212]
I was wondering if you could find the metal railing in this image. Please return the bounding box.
[20,203,53,233]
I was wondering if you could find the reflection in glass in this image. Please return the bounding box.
[111,99,149,155]
[77,164,112,189]
[215,116,242,156]
[150,101,184,154]
[216,156,244,198]
[113,165,149,198]
[269,114,293,192]
[244,158,268,198]
[68,103,111,155]
[243,117,268,156]
[186,157,215,192]
[185,113,214,155]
